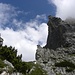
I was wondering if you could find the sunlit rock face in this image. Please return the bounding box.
[36,16,75,75]
[36,46,75,75]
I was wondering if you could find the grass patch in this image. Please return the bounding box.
[26,62,47,75]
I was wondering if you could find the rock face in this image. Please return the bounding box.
[36,16,75,75]
[44,16,73,49]
[36,46,75,75]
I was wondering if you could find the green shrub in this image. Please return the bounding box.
[55,60,75,72]
[66,68,74,72]
[0,59,6,68]
[55,60,75,68]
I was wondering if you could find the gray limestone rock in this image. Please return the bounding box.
[36,16,75,75]
[44,16,74,49]
[36,46,75,75]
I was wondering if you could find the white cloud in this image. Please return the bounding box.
[48,0,75,20]
[0,3,17,26]
[36,14,47,21]
[0,21,48,61]
[0,3,48,61]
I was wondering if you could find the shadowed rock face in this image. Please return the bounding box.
[44,16,73,49]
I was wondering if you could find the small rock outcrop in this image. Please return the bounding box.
[36,16,75,75]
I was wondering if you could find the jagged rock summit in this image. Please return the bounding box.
[36,16,75,75]
[44,15,74,49]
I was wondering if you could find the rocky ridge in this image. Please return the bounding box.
[36,16,75,75]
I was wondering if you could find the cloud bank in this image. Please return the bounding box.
[48,0,75,20]
[0,3,48,61]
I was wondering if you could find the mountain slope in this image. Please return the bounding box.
[36,16,75,75]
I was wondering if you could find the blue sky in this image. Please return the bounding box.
[0,0,56,22]
[0,0,75,61]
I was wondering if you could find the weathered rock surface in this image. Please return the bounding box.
[36,16,75,75]
[44,16,74,49]
[36,45,75,75]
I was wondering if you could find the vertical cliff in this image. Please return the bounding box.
[44,16,73,49]
[36,16,75,75]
